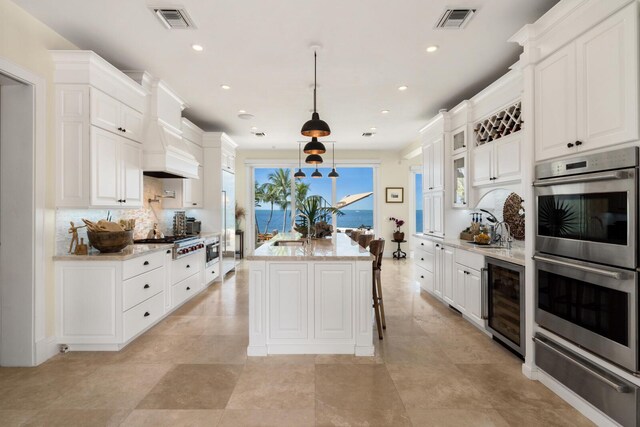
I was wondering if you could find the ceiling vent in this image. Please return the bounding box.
[435,9,476,29]
[254,132,266,137]
[151,8,196,29]
[362,132,375,137]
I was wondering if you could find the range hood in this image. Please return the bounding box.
[125,72,199,179]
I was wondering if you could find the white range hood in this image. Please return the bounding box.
[126,72,199,179]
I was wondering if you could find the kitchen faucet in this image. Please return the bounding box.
[294,212,313,246]
[495,221,513,250]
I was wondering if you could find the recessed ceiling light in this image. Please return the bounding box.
[370,127,377,131]
[251,126,258,131]
[220,84,231,90]
[381,110,390,114]
[398,85,408,91]
[238,113,254,120]
[426,45,439,53]
[191,44,204,52]
[238,110,246,114]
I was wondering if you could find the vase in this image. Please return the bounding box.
[393,232,405,241]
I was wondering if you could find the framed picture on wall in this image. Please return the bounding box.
[385,187,404,203]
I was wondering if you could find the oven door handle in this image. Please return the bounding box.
[533,336,631,393]
[533,170,628,187]
[532,255,626,280]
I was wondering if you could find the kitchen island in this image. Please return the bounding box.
[246,233,375,356]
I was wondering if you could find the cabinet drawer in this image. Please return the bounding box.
[171,273,202,308]
[455,249,484,271]
[123,292,164,341]
[122,267,164,311]
[171,252,203,284]
[122,251,165,280]
[415,251,434,272]
[416,265,433,294]
[205,261,220,285]
[415,238,435,254]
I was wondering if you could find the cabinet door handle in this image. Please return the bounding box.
[117,127,123,131]
[186,265,190,268]
[166,250,171,254]
[575,140,583,146]
[122,128,127,133]
[567,142,575,148]
[144,311,150,317]
[186,286,191,291]
[420,243,424,246]
[143,284,150,289]
[192,203,197,206]
[122,199,126,203]
[143,261,149,266]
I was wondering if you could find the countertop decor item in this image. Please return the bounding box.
[146,223,164,239]
[386,187,404,203]
[67,221,86,254]
[503,192,525,240]
[301,51,331,138]
[87,230,133,253]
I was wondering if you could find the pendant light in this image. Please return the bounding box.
[294,142,306,179]
[328,142,339,178]
[305,154,323,165]
[312,168,323,178]
[303,137,326,155]
[301,52,331,137]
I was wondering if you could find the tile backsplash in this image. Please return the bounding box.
[55,177,201,254]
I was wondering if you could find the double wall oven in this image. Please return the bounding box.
[533,147,639,374]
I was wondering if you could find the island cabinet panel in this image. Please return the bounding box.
[268,263,308,339]
[314,264,353,340]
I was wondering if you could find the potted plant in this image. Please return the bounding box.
[389,217,405,241]
[294,195,342,238]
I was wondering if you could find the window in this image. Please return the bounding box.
[413,170,423,234]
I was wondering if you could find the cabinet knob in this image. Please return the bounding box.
[143,284,150,289]
[575,140,583,146]
[420,275,424,279]
[144,311,150,317]
[421,258,424,261]
[567,142,575,148]
[186,265,190,268]
[192,203,197,206]
[435,244,440,248]
[211,270,215,274]
[122,199,126,203]
[122,128,127,133]
[117,127,123,131]
[166,250,171,254]
[421,243,424,246]
[186,286,191,291]
[143,261,149,266]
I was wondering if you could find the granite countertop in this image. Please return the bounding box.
[53,243,174,261]
[413,234,526,266]
[247,232,375,261]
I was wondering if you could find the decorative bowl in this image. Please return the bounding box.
[87,230,133,253]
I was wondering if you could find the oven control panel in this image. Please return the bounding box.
[535,146,638,180]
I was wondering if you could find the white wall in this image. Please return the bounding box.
[235,149,421,257]
[0,0,77,342]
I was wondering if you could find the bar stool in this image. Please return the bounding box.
[369,239,386,339]
[350,229,363,243]
[358,233,375,249]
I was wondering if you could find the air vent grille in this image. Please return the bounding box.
[435,9,476,29]
[362,132,375,137]
[152,8,196,29]
[254,132,266,137]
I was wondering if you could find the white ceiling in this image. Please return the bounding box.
[15,0,558,150]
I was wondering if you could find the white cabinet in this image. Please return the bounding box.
[314,264,353,340]
[222,149,236,173]
[423,192,444,236]
[464,269,484,327]
[471,134,521,187]
[90,127,143,208]
[454,249,485,328]
[269,263,308,340]
[535,4,638,161]
[90,88,143,143]
[454,266,467,313]
[423,137,444,191]
[452,154,468,208]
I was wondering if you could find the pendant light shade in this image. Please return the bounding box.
[328,142,339,178]
[301,113,331,138]
[301,52,331,137]
[303,137,326,154]
[312,168,323,178]
[294,142,306,179]
[305,154,323,165]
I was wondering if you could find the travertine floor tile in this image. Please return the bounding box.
[147,315,207,336]
[202,315,249,336]
[137,364,242,409]
[0,410,37,426]
[406,408,510,427]
[183,335,248,364]
[315,400,412,426]
[226,364,314,409]
[218,409,315,426]
[497,408,595,426]
[22,409,130,427]
[120,409,223,426]
[48,364,171,409]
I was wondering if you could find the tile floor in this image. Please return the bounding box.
[0,259,594,426]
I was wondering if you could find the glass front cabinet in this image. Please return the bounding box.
[451,126,468,208]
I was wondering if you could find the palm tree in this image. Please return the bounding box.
[295,195,343,236]
[254,182,265,236]
[295,182,310,207]
[267,168,292,232]
[260,183,278,234]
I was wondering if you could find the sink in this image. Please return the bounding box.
[272,240,306,247]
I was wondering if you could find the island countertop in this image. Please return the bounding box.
[53,243,174,261]
[247,232,375,261]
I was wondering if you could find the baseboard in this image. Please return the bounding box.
[536,369,619,427]
[35,336,59,365]
[521,362,536,379]
[247,345,268,356]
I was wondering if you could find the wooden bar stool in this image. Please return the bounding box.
[369,239,387,339]
[350,229,363,243]
[358,233,375,249]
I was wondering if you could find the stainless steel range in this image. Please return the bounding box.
[134,235,205,259]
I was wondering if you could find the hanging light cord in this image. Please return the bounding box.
[313,52,317,113]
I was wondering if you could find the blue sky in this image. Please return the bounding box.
[255,167,374,210]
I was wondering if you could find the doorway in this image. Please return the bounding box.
[0,58,47,367]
